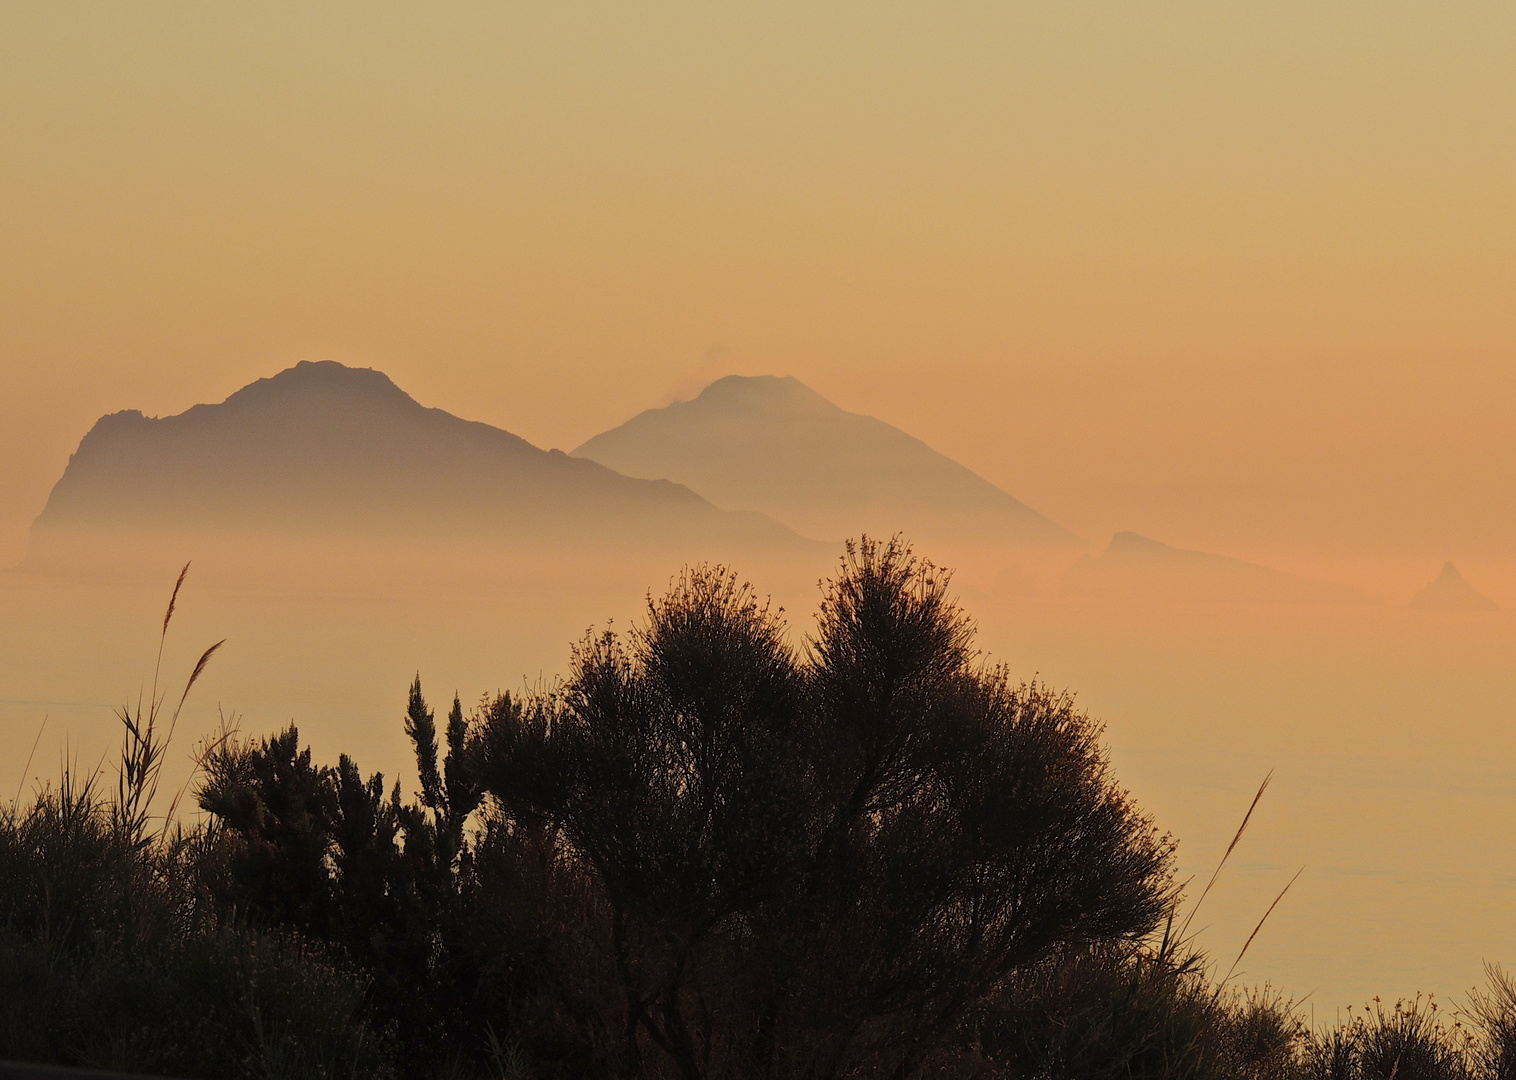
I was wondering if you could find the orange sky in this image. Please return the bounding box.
[3,2,1513,572]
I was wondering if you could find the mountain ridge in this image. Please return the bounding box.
[573,374,1074,550]
[28,361,813,565]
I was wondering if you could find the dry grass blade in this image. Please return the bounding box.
[166,638,226,757]
[164,561,190,634]
[1178,770,1272,941]
[175,639,225,716]
[13,712,48,807]
[1221,865,1304,989]
[112,565,224,846]
[151,562,192,715]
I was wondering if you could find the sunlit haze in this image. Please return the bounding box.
[3,0,1515,1028]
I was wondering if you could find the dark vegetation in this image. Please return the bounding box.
[3,539,1514,1079]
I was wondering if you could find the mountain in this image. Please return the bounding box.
[27,361,810,564]
[1409,562,1498,611]
[1061,532,1374,605]
[572,375,1073,550]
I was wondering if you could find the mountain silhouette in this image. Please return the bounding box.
[28,361,809,564]
[1409,562,1498,611]
[572,375,1073,549]
[1061,532,1373,605]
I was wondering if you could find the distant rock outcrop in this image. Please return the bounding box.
[572,375,1074,550]
[27,361,811,565]
[1409,562,1498,611]
[1061,532,1373,605]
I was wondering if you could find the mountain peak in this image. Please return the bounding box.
[574,374,1073,547]
[218,360,418,413]
[689,374,834,415]
[1410,562,1498,611]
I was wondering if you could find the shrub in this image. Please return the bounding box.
[1299,996,1474,1080]
[0,772,392,1079]
[970,942,1302,1080]
[478,539,1176,1079]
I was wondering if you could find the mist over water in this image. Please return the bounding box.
[978,595,1516,1016]
[4,549,1512,1018]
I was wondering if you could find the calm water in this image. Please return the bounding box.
[2,567,1512,1017]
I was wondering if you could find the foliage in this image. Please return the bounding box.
[0,764,390,1079]
[971,941,1303,1080]
[478,539,1176,1079]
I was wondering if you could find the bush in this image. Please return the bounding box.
[0,775,392,1079]
[1298,996,1473,1080]
[478,539,1177,1079]
[970,942,1302,1080]
[0,924,391,1080]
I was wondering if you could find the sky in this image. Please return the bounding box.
[4,3,1516,1011]
[3,1,1514,576]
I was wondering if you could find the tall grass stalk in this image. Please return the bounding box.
[1221,865,1305,991]
[11,714,47,810]
[1177,770,1272,945]
[112,562,224,850]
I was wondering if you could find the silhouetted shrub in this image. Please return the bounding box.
[0,567,393,1080]
[969,941,1302,1080]
[478,538,1177,1079]
[195,712,478,1077]
[0,923,391,1079]
[0,772,391,1079]
[1468,967,1516,1080]
[1297,996,1475,1080]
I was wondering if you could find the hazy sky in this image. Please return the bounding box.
[4,2,1514,571]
